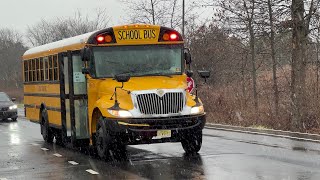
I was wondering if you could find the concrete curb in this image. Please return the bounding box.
[205,123,320,143]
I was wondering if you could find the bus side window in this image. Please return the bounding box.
[32,59,36,82]
[36,58,40,82]
[40,57,44,81]
[53,55,59,80]
[24,60,28,82]
[28,60,32,82]
[49,56,53,81]
[44,57,49,81]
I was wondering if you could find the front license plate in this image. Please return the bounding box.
[157,130,171,138]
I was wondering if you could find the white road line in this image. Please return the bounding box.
[68,161,79,165]
[53,153,62,157]
[41,148,49,151]
[0,178,8,180]
[86,169,99,175]
[31,143,40,146]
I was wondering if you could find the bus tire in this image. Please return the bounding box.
[96,117,112,160]
[40,109,54,143]
[55,132,64,146]
[95,117,127,161]
[181,130,202,154]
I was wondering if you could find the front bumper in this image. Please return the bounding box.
[0,110,18,119]
[104,114,206,145]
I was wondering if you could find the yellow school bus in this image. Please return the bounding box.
[22,24,209,159]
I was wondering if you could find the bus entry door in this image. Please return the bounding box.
[59,51,89,145]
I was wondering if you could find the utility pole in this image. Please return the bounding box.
[182,0,185,38]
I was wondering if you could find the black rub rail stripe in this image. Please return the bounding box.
[24,104,61,112]
[24,93,61,98]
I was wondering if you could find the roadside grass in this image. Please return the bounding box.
[249,125,271,130]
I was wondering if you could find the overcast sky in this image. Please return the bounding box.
[0,0,125,33]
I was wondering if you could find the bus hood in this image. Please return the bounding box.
[98,75,188,93]
[92,74,198,112]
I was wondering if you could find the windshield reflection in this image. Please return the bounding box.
[93,45,183,78]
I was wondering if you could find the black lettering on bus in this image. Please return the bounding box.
[137,30,142,39]
[126,31,131,40]
[118,31,123,40]
[144,30,148,39]
[151,30,156,38]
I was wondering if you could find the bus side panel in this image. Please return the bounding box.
[25,107,40,123]
[47,110,62,127]
[24,84,60,95]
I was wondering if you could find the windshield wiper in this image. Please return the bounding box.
[143,72,172,78]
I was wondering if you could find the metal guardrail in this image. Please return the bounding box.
[205,123,320,143]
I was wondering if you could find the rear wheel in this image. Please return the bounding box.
[40,109,54,143]
[181,130,202,154]
[11,117,17,121]
[55,132,64,146]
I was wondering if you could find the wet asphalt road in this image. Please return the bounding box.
[1,111,320,179]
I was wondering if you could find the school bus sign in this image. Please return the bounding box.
[114,25,160,44]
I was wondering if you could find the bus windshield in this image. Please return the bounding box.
[93,45,183,78]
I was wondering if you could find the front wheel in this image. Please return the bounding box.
[181,130,202,154]
[95,117,127,161]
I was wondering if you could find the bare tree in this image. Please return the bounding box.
[120,0,199,33]
[291,0,320,131]
[0,28,27,97]
[26,9,110,46]
[215,0,261,120]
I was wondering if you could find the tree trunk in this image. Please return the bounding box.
[268,0,279,118]
[291,0,308,131]
[249,22,259,122]
[151,0,155,25]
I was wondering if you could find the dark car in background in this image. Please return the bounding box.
[0,92,18,121]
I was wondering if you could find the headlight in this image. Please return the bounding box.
[9,105,18,110]
[108,109,132,118]
[191,105,204,115]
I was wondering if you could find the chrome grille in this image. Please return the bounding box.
[136,92,184,115]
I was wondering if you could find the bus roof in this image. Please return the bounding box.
[23,31,97,56]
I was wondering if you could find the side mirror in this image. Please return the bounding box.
[11,98,16,102]
[186,70,193,77]
[82,67,90,74]
[198,70,210,83]
[184,51,192,64]
[115,74,131,83]
[80,47,91,61]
